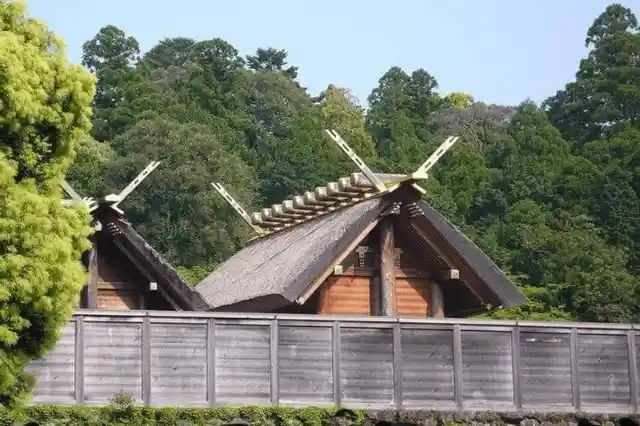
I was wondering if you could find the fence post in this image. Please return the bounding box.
[207,318,216,407]
[141,315,151,406]
[628,330,637,414]
[453,324,463,410]
[393,324,403,409]
[512,326,522,411]
[332,321,342,406]
[270,318,279,405]
[570,328,581,410]
[74,314,84,404]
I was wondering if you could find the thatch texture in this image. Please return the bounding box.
[92,204,206,310]
[115,217,208,310]
[195,175,525,314]
[196,197,386,310]
[416,201,525,309]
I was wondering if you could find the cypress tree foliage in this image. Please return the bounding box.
[0,1,96,406]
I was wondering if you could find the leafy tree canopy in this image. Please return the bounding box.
[64,3,639,325]
[0,0,95,406]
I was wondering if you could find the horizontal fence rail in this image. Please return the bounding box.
[26,310,640,414]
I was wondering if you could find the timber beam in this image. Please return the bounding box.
[379,218,396,316]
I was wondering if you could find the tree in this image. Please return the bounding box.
[66,137,117,197]
[443,92,474,109]
[469,103,638,322]
[582,127,640,270]
[103,118,257,268]
[82,25,141,141]
[246,47,299,80]
[432,102,515,152]
[0,1,95,406]
[81,25,140,72]
[141,37,195,70]
[367,67,443,171]
[543,4,640,145]
[543,4,640,274]
[318,84,377,161]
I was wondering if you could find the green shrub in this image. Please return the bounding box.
[0,403,368,426]
[0,400,637,426]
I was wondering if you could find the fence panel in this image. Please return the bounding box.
[460,327,514,411]
[27,312,639,414]
[149,320,208,406]
[83,318,142,404]
[277,323,334,404]
[339,326,395,406]
[26,321,76,404]
[577,330,633,413]
[518,327,572,410]
[214,322,271,405]
[400,327,455,408]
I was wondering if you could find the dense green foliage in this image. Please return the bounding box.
[62,3,640,323]
[0,0,637,411]
[0,1,95,407]
[0,397,636,426]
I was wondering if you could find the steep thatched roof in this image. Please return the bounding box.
[196,197,386,311]
[410,201,524,315]
[93,204,206,310]
[195,173,526,315]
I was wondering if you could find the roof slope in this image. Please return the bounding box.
[114,217,208,310]
[414,201,525,310]
[195,197,385,310]
[195,171,525,315]
[93,205,206,310]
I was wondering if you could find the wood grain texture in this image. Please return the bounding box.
[519,330,572,409]
[149,323,208,406]
[429,281,444,318]
[340,327,394,404]
[578,333,632,410]
[25,322,76,404]
[461,329,514,410]
[83,321,143,404]
[396,277,430,317]
[214,324,271,404]
[401,328,455,407]
[318,276,372,315]
[379,218,396,316]
[28,313,639,413]
[95,237,146,311]
[278,325,333,403]
[97,289,139,310]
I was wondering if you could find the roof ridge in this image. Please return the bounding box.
[247,172,410,241]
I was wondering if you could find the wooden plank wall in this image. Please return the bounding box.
[25,311,640,414]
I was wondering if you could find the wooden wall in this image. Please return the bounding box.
[96,242,146,310]
[317,224,440,317]
[80,236,175,311]
[26,310,640,413]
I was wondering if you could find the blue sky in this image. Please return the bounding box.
[26,0,639,106]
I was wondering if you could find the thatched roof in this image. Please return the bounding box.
[93,204,206,310]
[409,201,524,315]
[196,197,386,311]
[195,173,526,315]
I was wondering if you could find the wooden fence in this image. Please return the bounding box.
[27,310,639,414]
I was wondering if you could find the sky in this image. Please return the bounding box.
[25,0,640,107]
